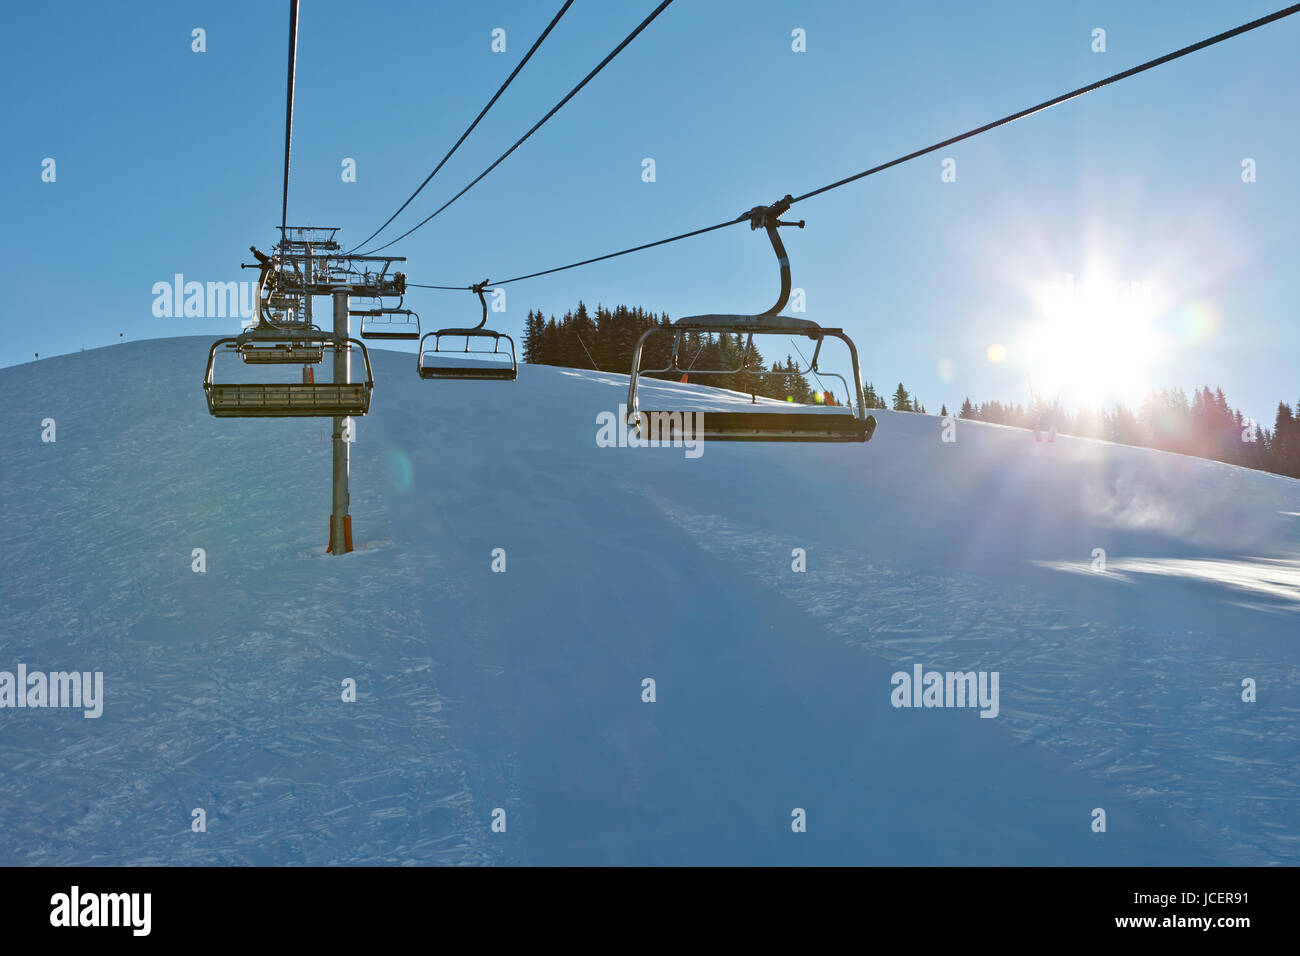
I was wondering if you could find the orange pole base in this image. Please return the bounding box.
[327,515,355,554]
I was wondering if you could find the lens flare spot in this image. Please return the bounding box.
[986,344,1007,363]
[937,357,955,382]
[384,447,414,494]
[1173,299,1219,346]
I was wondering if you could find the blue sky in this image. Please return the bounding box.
[3,0,1296,424]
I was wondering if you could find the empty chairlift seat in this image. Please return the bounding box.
[355,307,421,340]
[626,194,876,444]
[205,332,375,418]
[417,329,517,380]
[416,280,517,381]
[238,333,326,365]
[629,315,876,442]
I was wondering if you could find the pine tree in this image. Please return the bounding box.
[785,357,811,403]
[1290,399,1300,478]
[892,383,911,411]
[542,316,559,365]
[569,301,597,369]
[521,309,538,364]
[1109,402,1140,446]
[1273,401,1297,478]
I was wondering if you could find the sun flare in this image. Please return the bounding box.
[1020,276,1162,406]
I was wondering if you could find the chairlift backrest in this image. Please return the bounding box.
[237,322,327,364]
[205,332,375,417]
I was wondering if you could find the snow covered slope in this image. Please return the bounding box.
[2,336,1297,865]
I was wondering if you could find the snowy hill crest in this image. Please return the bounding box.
[1,337,1297,865]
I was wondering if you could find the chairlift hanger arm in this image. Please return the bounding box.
[242,246,274,270]
[470,279,490,331]
[738,195,805,318]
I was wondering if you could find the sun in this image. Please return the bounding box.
[1019,275,1162,406]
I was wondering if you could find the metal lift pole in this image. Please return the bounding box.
[331,289,352,554]
[304,243,313,325]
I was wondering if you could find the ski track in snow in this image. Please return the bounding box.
[2,340,1299,865]
[652,504,1300,864]
[0,343,488,865]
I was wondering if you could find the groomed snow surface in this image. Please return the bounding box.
[2,337,1297,865]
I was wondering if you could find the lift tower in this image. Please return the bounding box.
[204,225,405,554]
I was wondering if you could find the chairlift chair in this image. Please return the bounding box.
[237,323,326,365]
[626,195,876,443]
[205,330,374,417]
[417,281,518,381]
[238,341,325,364]
[355,306,421,340]
[235,249,322,363]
